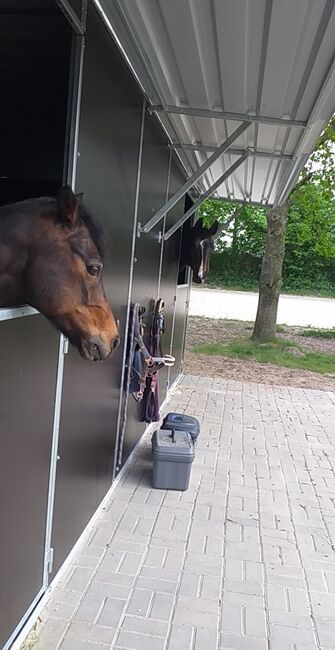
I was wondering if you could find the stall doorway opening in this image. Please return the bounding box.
[0,1,73,206]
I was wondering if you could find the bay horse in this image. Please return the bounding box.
[0,186,119,361]
[180,218,219,284]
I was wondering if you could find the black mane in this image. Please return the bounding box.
[78,204,105,260]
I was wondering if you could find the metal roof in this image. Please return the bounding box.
[94,0,335,208]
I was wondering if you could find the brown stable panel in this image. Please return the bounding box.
[119,112,171,466]
[50,3,142,576]
[0,315,59,650]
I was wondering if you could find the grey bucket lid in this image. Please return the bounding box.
[152,429,195,463]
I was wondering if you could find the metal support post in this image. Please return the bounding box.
[163,153,249,241]
[141,121,250,234]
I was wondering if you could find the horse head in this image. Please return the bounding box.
[23,186,120,361]
[182,218,219,284]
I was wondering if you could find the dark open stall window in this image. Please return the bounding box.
[0,0,72,206]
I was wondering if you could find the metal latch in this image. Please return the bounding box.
[46,547,54,574]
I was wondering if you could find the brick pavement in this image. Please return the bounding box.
[23,376,335,649]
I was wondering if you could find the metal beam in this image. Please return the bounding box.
[164,153,249,241]
[55,0,85,34]
[150,105,307,128]
[141,121,250,234]
[209,196,272,209]
[170,143,293,160]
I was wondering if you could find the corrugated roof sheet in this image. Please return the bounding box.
[95,0,335,206]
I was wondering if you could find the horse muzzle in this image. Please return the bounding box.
[193,275,204,284]
[80,334,120,362]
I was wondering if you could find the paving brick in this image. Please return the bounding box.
[220,632,268,649]
[44,599,77,621]
[177,595,218,615]
[88,581,130,600]
[136,575,177,594]
[270,639,319,650]
[166,623,193,649]
[149,591,175,621]
[140,565,180,582]
[315,617,335,646]
[126,588,153,617]
[29,619,68,650]
[93,569,134,587]
[286,587,310,615]
[144,545,167,568]
[201,574,222,600]
[194,627,219,649]
[66,567,95,591]
[311,591,335,617]
[122,614,168,637]
[97,597,126,627]
[223,580,264,597]
[174,606,218,629]
[73,593,105,624]
[222,589,264,609]
[221,604,243,634]
[268,610,313,630]
[245,606,267,638]
[60,639,108,650]
[116,630,165,649]
[117,552,143,575]
[65,621,116,644]
[269,622,316,644]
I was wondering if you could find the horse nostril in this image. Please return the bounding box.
[112,336,120,352]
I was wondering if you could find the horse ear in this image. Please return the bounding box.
[194,217,204,231]
[56,185,79,228]
[208,220,219,237]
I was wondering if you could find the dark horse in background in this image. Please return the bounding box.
[0,186,119,361]
[180,217,219,284]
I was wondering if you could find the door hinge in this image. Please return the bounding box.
[46,547,54,574]
[63,337,69,354]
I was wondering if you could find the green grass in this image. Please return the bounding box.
[192,338,335,375]
[300,328,335,339]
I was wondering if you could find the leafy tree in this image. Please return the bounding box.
[196,115,335,341]
[253,115,335,341]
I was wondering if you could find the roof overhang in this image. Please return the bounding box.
[93,0,335,207]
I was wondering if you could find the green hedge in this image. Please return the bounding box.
[207,251,335,297]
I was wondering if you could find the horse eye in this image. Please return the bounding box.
[86,264,101,277]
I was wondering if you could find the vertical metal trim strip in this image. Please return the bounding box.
[112,97,146,477]
[70,36,85,188]
[42,334,67,585]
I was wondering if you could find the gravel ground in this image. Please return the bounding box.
[184,316,335,391]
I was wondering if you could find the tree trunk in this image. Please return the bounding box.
[231,207,241,254]
[252,202,288,342]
